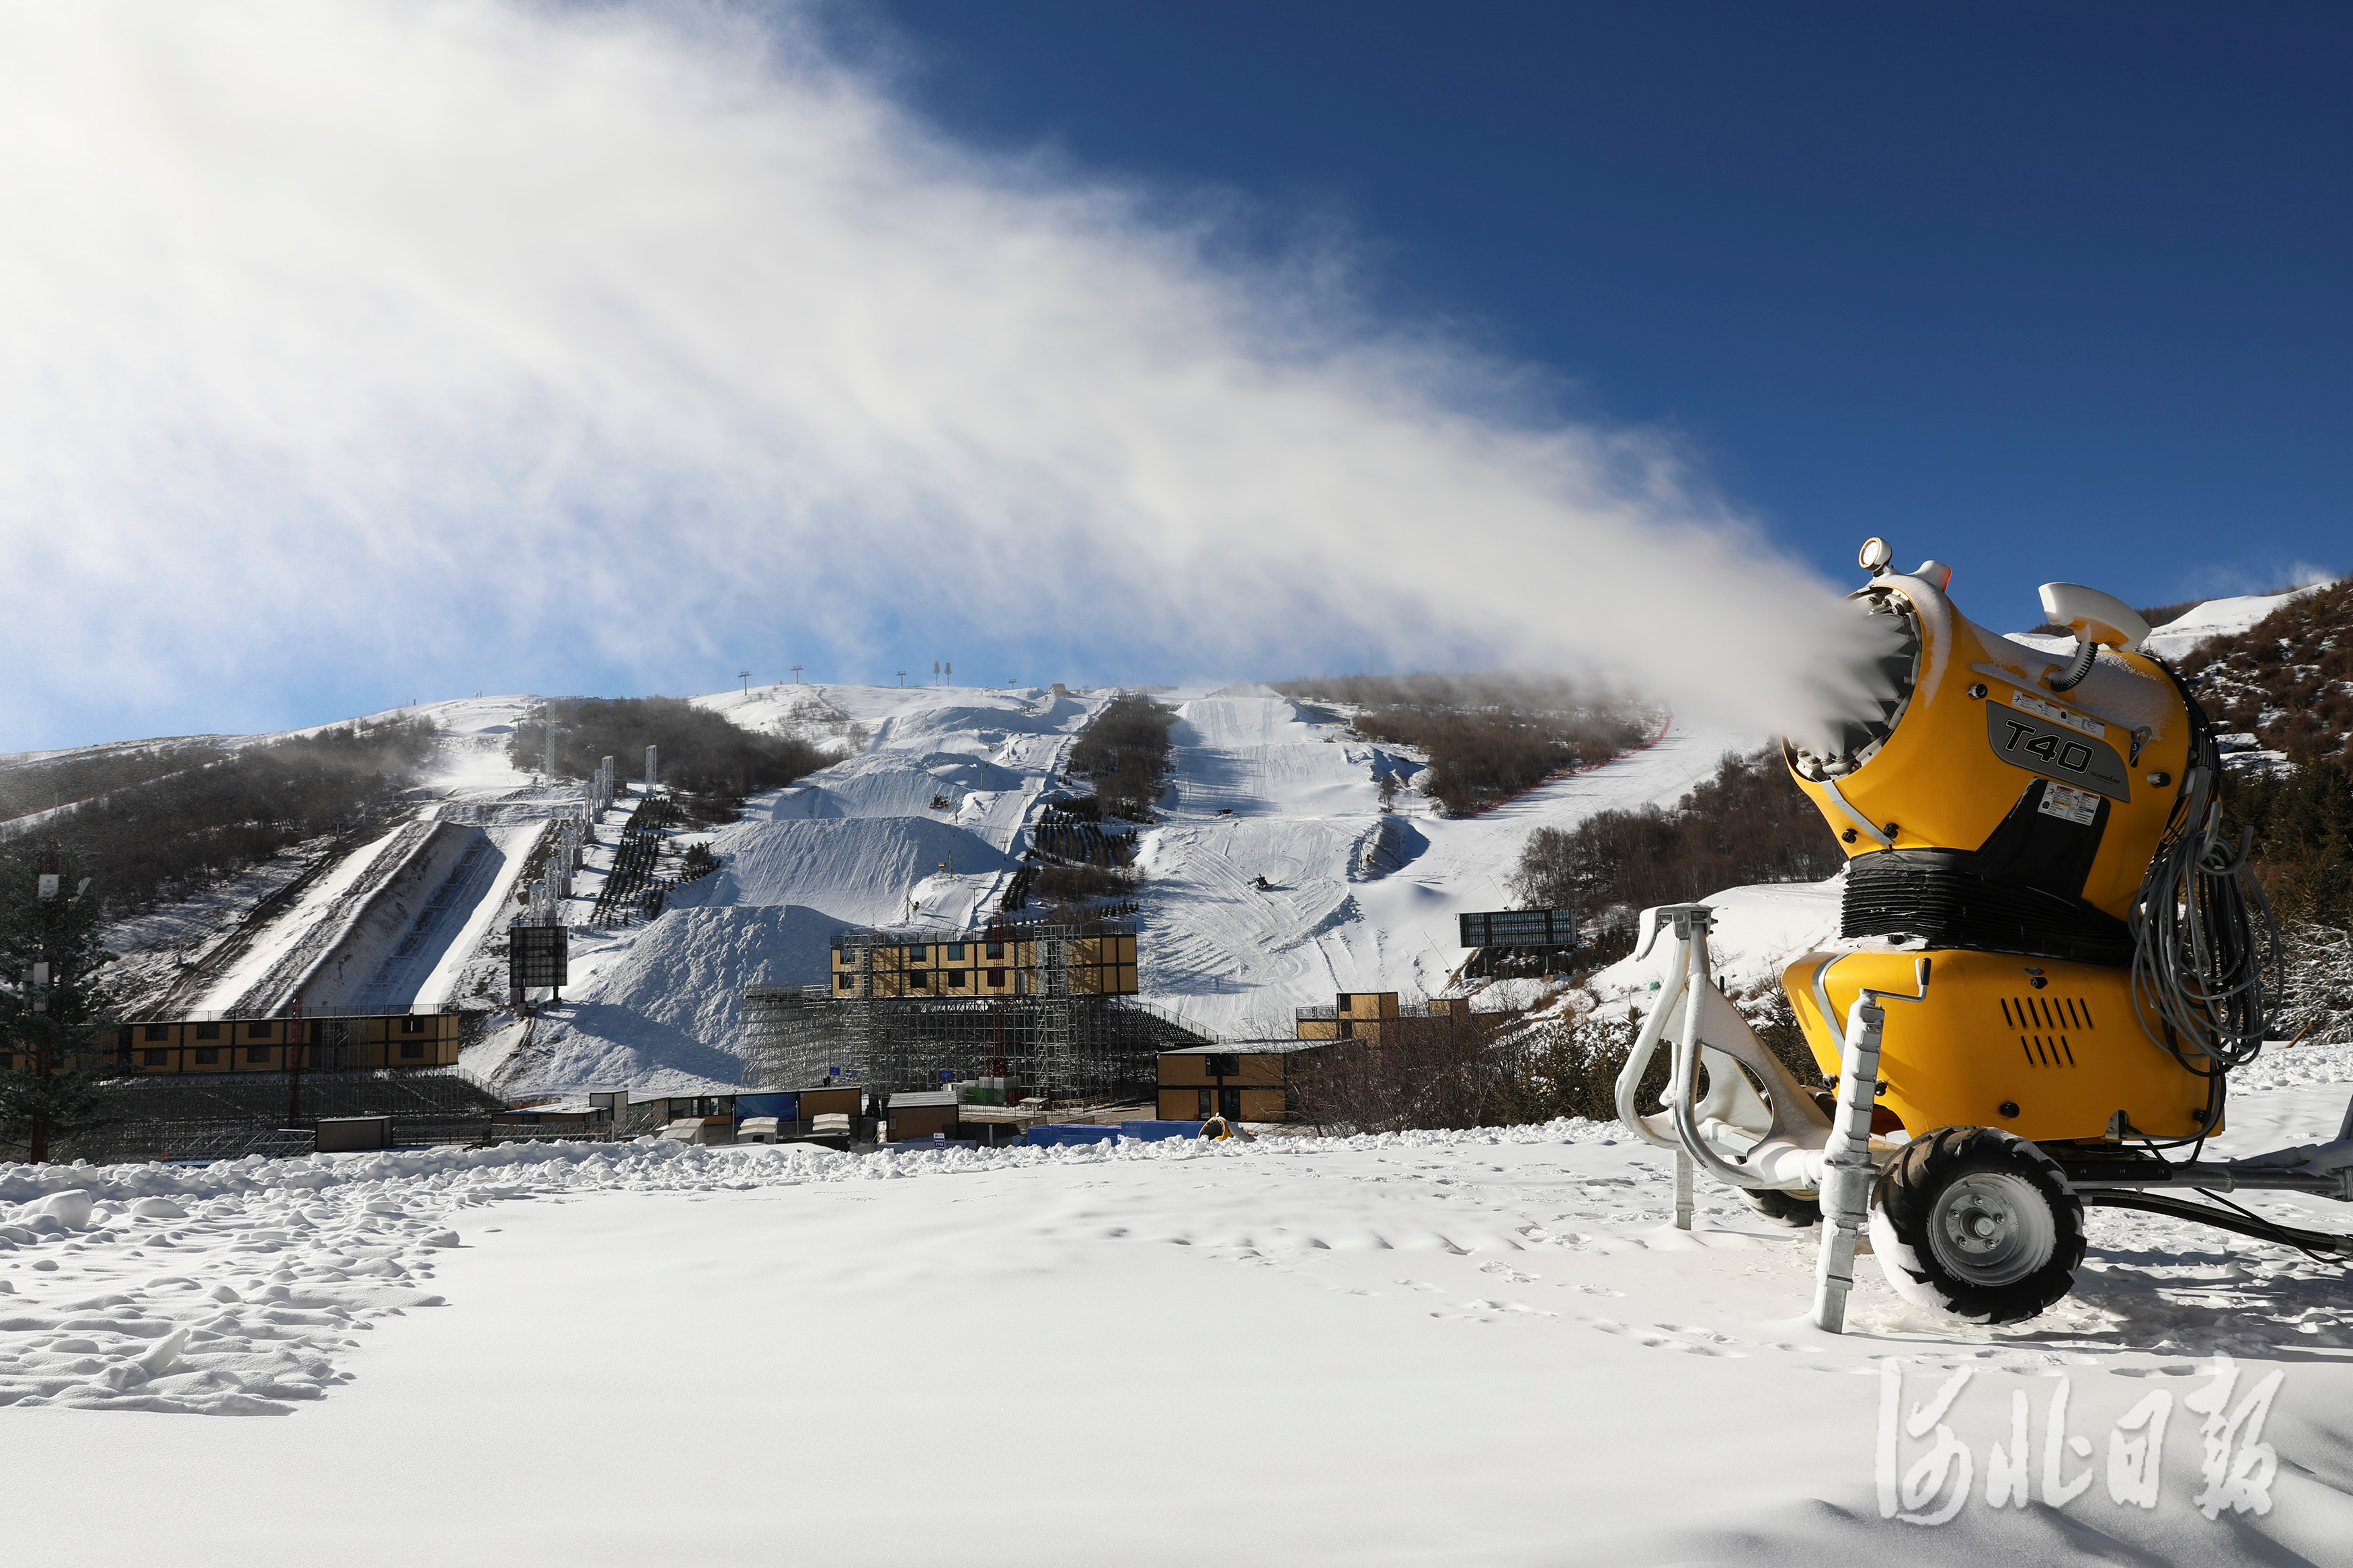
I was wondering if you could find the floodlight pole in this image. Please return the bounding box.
[28,851,61,1162]
[284,993,308,1128]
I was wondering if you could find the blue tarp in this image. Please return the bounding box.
[1023,1124,1121,1147]
[1118,1120,1203,1142]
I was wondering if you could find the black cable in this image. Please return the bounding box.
[2191,1187,2337,1267]
[2080,1188,2353,1262]
[2127,663,2282,1122]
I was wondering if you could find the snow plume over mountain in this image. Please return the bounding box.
[4,0,1885,752]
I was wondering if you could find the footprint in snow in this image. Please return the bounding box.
[1585,1318,1747,1357]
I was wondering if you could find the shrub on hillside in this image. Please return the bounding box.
[1033,861,1138,905]
[2280,921,2353,1046]
[1287,1005,1513,1134]
[2221,759,2353,932]
[1066,694,1175,821]
[1493,983,1818,1132]
[1509,748,1843,963]
[35,719,437,917]
[1,741,230,825]
[1273,673,1652,817]
[2176,581,2353,766]
[512,697,828,800]
[1492,1003,1655,1126]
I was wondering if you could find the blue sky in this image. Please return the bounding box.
[6,3,2347,751]
[871,1,2350,618]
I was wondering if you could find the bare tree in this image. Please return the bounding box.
[1288,1002,1514,1134]
[2280,921,2353,1046]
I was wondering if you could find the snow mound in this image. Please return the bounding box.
[688,816,1009,917]
[762,749,1029,821]
[523,906,848,1088]
[1169,695,1312,747]
[486,685,1097,1092]
[866,694,1090,749]
[1591,875,1846,1002]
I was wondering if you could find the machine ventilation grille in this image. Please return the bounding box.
[2001,994,2091,1069]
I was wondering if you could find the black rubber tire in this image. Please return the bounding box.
[1738,1187,1823,1228]
[1869,1126,2085,1325]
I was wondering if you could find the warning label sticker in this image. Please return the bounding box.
[2038,780,2102,826]
[2009,688,2106,738]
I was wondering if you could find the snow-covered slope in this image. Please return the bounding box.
[1134,696,1751,1037]
[69,678,1765,1095]
[2009,580,2334,667]
[479,685,1110,1091]
[2145,584,2331,661]
[491,686,1759,1092]
[149,696,570,1018]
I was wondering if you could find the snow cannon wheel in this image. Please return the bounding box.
[1868,1126,2085,1325]
[1738,1187,1822,1228]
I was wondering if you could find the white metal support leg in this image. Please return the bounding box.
[1811,995,1885,1333]
[1674,1150,1693,1231]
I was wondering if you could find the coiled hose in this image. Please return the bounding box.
[2128,675,2280,1100]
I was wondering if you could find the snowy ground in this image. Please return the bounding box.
[9,1060,2353,1565]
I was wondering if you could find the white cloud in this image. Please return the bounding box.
[0,0,1883,747]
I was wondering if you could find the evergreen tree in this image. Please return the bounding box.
[2222,759,2353,930]
[0,843,119,1161]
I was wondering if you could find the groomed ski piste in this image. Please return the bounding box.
[10,646,2353,1564]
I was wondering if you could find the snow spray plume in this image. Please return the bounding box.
[1,1,1884,748]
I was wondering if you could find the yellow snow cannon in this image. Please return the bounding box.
[1618,539,2353,1329]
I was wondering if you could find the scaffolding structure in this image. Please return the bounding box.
[65,1067,510,1165]
[741,919,1210,1108]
